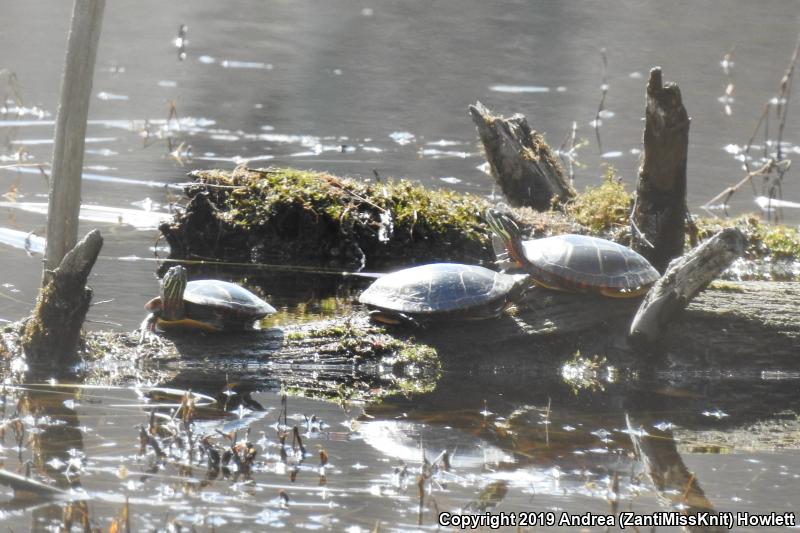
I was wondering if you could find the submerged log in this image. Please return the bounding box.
[99,281,799,374]
[630,228,746,344]
[469,101,575,210]
[632,68,690,272]
[22,230,103,369]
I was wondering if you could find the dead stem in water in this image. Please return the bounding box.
[705,36,800,221]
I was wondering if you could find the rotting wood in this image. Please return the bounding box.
[469,101,575,210]
[44,0,106,279]
[629,228,746,345]
[632,67,690,272]
[22,229,103,370]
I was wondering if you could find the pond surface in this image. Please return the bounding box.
[0,1,799,531]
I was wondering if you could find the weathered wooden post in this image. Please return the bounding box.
[43,0,106,279]
[469,101,575,210]
[631,68,690,272]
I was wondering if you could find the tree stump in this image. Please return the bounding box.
[22,230,103,370]
[469,101,575,210]
[631,68,690,272]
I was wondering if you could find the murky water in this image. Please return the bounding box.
[1,1,800,531]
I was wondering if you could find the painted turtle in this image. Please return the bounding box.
[485,209,659,297]
[144,265,276,332]
[358,263,529,325]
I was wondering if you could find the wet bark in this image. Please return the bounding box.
[469,101,575,210]
[22,230,103,370]
[630,228,746,344]
[632,68,690,272]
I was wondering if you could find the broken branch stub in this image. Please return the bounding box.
[629,227,746,345]
[632,67,690,272]
[22,229,103,370]
[469,101,575,210]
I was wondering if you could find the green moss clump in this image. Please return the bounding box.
[396,343,440,368]
[694,215,800,261]
[565,166,632,235]
[760,224,800,259]
[186,166,492,269]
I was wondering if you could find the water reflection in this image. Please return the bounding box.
[0,352,797,531]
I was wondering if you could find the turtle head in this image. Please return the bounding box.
[160,265,188,320]
[485,208,527,267]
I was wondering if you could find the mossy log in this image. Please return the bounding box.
[21,229,103,370]
[632,68,690,272]
[469,101,576,210]
[159,166,497,271]
[91,281,799,377]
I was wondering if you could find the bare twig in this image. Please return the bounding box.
[706,36,800,220]
[557,121,585,185]
[593,49,609,156]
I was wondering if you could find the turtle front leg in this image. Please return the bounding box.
[138,313,159,344]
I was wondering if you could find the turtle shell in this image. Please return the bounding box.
[183,280,276,322]
[521,234,660,290]
[358,263,528,316]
